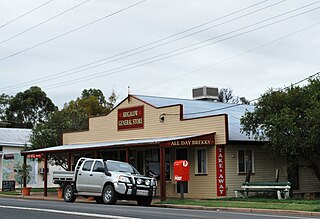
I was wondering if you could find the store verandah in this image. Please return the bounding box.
[21,133,215,201]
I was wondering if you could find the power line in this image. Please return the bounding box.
[0,0,147,63]
[41,3,320,90]
[135,21,320,92]
[0,0,55,29]
[0,0,277,91]
[2,0,316,92]
[0,0,91,45]
[162,71,320,117]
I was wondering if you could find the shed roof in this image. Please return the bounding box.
[0,128,32,147]
[134,95,254,141]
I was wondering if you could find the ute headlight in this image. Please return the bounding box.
[118,176,130,183]
[136,178,142,185]
[145,179,150,186]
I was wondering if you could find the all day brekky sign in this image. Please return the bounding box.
[118,106,144,130]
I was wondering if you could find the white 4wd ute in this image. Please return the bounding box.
[53,158,157,206]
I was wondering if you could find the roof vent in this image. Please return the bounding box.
[192,86,219,101]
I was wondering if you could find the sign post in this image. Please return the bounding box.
[173,160,190,200]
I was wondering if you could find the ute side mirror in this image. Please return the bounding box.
[105,172,111,176]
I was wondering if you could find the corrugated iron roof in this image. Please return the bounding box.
[134,95,254,141]
[0,128,32,147]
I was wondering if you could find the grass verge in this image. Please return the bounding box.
[159,198,320,212]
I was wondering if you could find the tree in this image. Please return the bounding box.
[218,88,239,104]
[6,86,57,128]
[14,161,32,187]
[81,88,107,106]
[78,89,117,116]
[240,78,320,183]
[30,89,117,169]
[0,93,12,127]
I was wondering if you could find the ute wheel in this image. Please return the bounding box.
[64,185,76,203]
[136,196,152,206]
[95,196,104,204]
[102,185,117,204]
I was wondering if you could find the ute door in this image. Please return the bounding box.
[77,160,93,192]
[87,161,105,193]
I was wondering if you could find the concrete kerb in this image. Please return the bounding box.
[1,193,320,217]
[152,203,320,217]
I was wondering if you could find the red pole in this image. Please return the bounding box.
[23,155,27,188]
[126,147,129,163]
[159,146,166,201]
[44,154,48,197]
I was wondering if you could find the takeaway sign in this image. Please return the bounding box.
[118,106,144,131]
[216,145,226,196]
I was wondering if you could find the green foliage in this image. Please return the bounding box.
[240,78,320,182]
[0,93,12,126]
[14,161,32,186]
[5,86,57,128]
[81,88,107,106]
[30,88,117,169]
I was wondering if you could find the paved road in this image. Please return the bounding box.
[0,197,318,219]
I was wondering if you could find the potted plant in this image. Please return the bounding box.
[14,161,32,196]
[57,182,66,199]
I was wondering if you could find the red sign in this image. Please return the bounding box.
[118,106,144,131]
[161,133,215,147]
[216,145,226,196]
[27,154,43,159]
[173,160,190,181]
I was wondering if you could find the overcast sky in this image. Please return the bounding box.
[0,0,319,108]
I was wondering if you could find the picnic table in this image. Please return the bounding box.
[235,182,291,200]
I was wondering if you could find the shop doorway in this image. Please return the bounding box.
[137,150,144,174]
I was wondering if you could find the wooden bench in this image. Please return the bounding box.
[235,182,291,200]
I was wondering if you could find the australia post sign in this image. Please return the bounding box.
[174,160,190,181]
[118,106,144,131]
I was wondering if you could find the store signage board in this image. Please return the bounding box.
[161,134,214,147]
[2,180,15,192]
[27,154,43,159]
[216,145,226,196]
[118,106,144,131]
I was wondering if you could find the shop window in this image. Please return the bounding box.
[238,149,254,174]
[146,149,160,178]
[100,150,119,160]
[195,148,207,174]
[176,148,188,160]
[119,150,126,162]
[165,148,170,180]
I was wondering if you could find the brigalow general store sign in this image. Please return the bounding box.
[118,106,144,131]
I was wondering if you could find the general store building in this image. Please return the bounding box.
[23,87,320,200]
